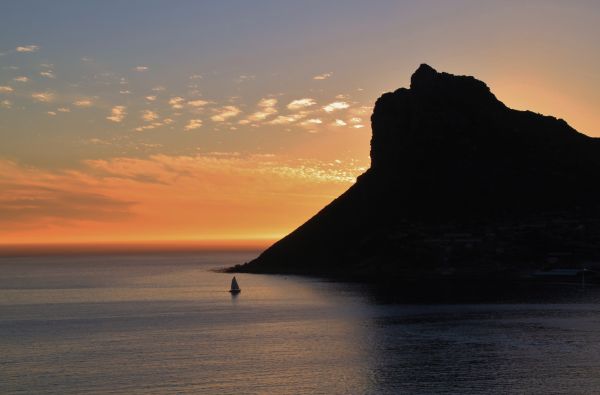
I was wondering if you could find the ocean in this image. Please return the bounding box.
[2,251,600,394]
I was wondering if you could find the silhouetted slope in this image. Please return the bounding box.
[232,65,600,279]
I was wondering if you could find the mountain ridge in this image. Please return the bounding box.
[230,64,600,281]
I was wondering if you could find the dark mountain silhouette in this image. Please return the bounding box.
[230,64,600,283]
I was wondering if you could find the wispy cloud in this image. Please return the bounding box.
[313,72,333,80]
[235,75,255,83]
[287,98,316,110]
[145,95,157,102]
[334,119,347,126]
[15,45,40,53]
[0,86,14,93]
[1,100,12,108]
[32,92,54,102]
[13,76,29,83]
[187,99,210,107]
[268,112,308,125]
[73,99,94,107]
[184,119,203,131]
[323,101,349,112]
[107,106,126,122]
[40,71,56,79]
[133,66,149,72]
[211,105,241,122]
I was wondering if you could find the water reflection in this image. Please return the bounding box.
[2,253,600,394]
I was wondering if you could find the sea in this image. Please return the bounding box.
[2,251,600,394]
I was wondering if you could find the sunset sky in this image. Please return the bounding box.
[1,0,599,246]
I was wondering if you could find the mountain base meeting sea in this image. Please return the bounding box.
[2,251,600,394]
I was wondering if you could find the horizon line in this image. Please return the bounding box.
[0,239,275,257]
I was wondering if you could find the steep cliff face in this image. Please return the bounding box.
[233,65,600,278]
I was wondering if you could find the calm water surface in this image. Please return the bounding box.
[2,252,600,394]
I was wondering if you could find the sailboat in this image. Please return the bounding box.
[229,276,241,294]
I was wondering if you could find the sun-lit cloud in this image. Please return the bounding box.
[187,99,210,107]
[245,98,278,122]
[107,106,126,122]
[268,112,308,125]
[287,98,316,110]
[301,118,323,125]
[47,111,57,116]
[32,92,55,102]
[141,110,159,122]
[190,74,203,80]
[145,95,157,102]
[323,101,350,112]
[57,107,70,113]
[211,105,241,122]
[353,124,365,129]
[73,99,93,107]
[133,66,149,72]
[40,71,56,79]
[15,45,40,53]
[1,100,12,109]
[184,119,203,131]
[0,86,14,93]
[13,76,29,83]
[313,72,333,80]
[334,119,347,126]
[169,96,185,109]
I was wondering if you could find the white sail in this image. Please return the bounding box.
[230,276,240,291]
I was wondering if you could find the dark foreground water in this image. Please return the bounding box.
[2,252,600,394]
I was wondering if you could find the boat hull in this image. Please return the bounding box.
[229,289,241,294]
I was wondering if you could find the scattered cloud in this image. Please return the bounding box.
[145,95,157,102]
[40,71,56,79]
[107,106,126,122]
[32,92,54,102]
[334,119,347,126]
[15,45,40,53]
[313,72,333,80]
[268,112,308,125]
[169,96,185,109]
[353,124,365,129]
[47,111,57,116]
[0,86,14,93]
[301,118,323,125]
[133,66,149,72]
[323,101,350,112]
[1,100,13,108]
[187,99,210,107]
[236,75,255,83]
[211,105,241,122]
[73,99,93,107]
[190,74,203,80]
[246,98,278,122]
[184,119,203,131]
[120,90,132,95]
[287,98,316,110]
[141,110,159,122]
[13,76,29,83]
[57,107,71,113]
[152,86,165,92]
